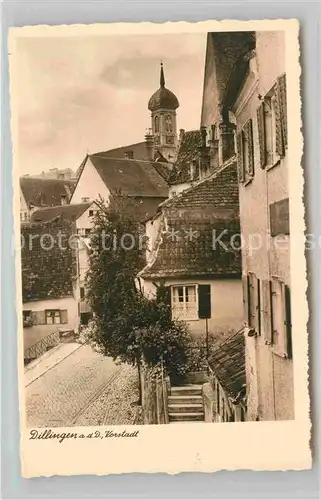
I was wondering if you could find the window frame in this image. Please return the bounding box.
[45,309,61,325]
[171,284,198,321]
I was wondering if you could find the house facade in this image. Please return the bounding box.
[21,217,79,346]
[70,154,169,223]
[30,202,101,326]
[139,161,243,338]
[201,31,293,421]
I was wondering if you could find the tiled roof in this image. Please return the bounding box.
[20,178,75,208]
[30,203,92,223]
[89,155,169,197]
[208,328,246,400]
[132,196,167,222]
[169,130,202,185]
[95,142,150,161]
[21,217,76,302]
[140,161,241,279]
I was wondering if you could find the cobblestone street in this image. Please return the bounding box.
[25,343,141,428]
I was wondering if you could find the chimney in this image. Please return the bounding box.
[145,129,154,161]
[124,150,134,159]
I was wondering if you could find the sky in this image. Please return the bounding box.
[15,33,206,175]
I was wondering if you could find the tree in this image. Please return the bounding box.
[85,195,191,401]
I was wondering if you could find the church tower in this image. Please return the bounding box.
[148,63,179,162]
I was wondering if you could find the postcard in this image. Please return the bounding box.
[9,19,311,477]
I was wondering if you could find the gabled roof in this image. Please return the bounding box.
[20,177,75,208]
[30,202,92,223]
[88,155,169,197]
[140,161,241,279]
[208,328,246,400]
[169,130,202,185]
[95,142,150,161]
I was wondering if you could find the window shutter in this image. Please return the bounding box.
[262,280,273,345]
[245,119,254,177]
[32,310,45,325]
[60,309,68,324]
[277,74,287,151]
[257,103,267,168]
[274,88,285,158]
[236,132,245,183]
[198,284,211,319]
[283,284,292,359]
[242,275,250,325]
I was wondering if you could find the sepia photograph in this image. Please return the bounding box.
[9,20,310,476]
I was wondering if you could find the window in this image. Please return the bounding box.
[80,287,85,300]
[165,114,173,133]
[154,115,159,133]
[172,285,197,320]
[77,228,91,237]
[23,310,31,320]
[45,310,61,325]
[89,210,95,217]
[236,119,254,184]
[257,74,287,169]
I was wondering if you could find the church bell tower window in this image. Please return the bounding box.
[154,115,160,134]
[165,114,173,133]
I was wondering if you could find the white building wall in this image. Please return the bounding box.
[140,278,243,338]
[71,159,111,204]
[23,297,79,332]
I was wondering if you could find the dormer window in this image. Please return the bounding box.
[61,194,67,205]
[124,150,134,159]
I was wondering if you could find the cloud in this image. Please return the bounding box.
[14,32,206,175]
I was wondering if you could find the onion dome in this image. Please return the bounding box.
[148,63,179,112]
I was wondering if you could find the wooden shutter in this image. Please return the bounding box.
[257,102,267,168]
[198,284,211,319]
[283,284,292,359]
[274,87,285,158]
[242,275,250,325]
[32,310,45,325]
[245,119,254,177]
[236,132,245,183]
[277,74,287,151]
[60,309,68,324]
[262,280,273,345]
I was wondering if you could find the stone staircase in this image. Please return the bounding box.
[168,384,204,423]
